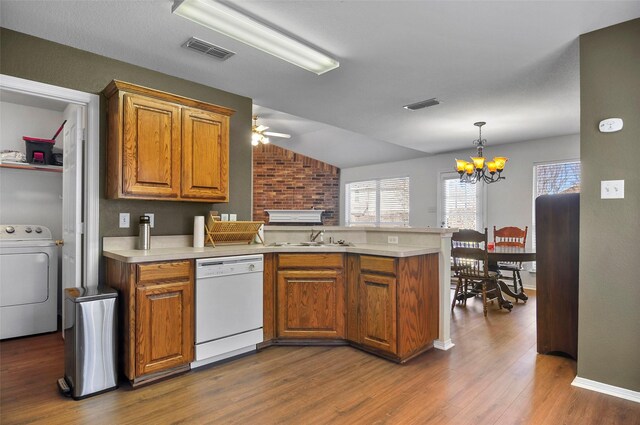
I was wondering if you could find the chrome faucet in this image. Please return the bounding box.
[310,229,324,242]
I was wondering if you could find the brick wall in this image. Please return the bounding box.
[253,144,340,225]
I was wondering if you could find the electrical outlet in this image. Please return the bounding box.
[119,213,130,228]
[388,235,399,244]
[144,213,155,228]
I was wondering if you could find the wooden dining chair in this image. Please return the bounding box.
[451,228,505,317]
[493,226,528,299]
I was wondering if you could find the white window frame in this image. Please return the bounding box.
[437,171,486,231]
[344,176,410,227]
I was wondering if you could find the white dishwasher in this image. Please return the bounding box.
[192,254,264,368]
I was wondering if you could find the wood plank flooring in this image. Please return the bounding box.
[1,291,638,424]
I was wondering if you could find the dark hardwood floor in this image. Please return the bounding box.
[1,291,638,424]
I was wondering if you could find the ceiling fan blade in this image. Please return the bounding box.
[255,125,269,132]
[263,131,291,139]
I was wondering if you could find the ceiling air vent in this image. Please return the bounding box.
[182,37,235,61]
[403,98,440,111]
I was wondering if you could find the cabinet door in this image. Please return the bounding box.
[358,273,397,354]
[122,94,181,198]
[136,280,194,376]
[181,107,229,201]
[277,270,345,339]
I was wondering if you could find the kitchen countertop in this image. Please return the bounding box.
[102,242,439,263]
[103,226,455,352]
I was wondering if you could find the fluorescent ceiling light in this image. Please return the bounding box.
[172,0,340,75]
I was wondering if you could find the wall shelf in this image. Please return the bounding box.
[0,161,62,173]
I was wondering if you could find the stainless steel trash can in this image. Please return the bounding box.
[60,286,118,399]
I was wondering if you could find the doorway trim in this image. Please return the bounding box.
[0,74,100,287]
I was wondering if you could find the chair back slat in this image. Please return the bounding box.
[451,228,490,279]
[493,226,527,248]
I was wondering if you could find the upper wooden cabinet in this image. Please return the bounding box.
[181,107,229,201]
[104,80,234,202]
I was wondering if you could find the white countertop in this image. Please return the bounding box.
[102,242,439,263]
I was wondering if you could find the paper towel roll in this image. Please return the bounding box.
[193,216,205,248]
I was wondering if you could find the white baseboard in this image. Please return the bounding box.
[434,339,455,351]
[572,376,640,403]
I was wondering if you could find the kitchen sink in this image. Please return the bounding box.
[268,241,353,247]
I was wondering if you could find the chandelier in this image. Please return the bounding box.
[251,116,270,146]
[455,122,507,184]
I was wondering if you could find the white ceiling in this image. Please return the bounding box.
[2,1,639,168]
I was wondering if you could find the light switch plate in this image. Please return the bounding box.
[144,213,155,228]
[119,213,130,228]
[601,180,624,199]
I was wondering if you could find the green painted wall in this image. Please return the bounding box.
[579,19,640,391]
[0,28,253,239]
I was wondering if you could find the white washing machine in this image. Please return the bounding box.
[0,224,58,339]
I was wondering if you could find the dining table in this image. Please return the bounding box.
[488,246,536,303]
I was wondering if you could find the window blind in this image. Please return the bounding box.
[532,160,581,259]
[345,177,409,226]
[443,177,478,230]
[535,161,581,197]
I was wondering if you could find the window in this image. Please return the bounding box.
[440,173,483,230]
[534,160,581,198]
[532,160,581,255]
[345,177,409,226]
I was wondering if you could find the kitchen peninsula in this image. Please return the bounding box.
[103,226,454,385]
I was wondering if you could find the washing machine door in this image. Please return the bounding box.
[0,252,50,306]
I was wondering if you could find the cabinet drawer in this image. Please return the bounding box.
[278,253,343,269]
[137,260,192,285]
[360,255,396,276]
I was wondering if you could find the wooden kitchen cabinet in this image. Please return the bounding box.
[276,254,346,339]
[120,93,181,199]
[358,272,397,354]
[348,254,440,362]
[262,251,439,363]
[181,107,229,201]
[104,80,234,202]
[106,258,194,386]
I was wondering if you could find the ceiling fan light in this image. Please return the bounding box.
[261,137,270,144]
[172,0,339,75]
[251,132,261,143]
[251,138,259,146]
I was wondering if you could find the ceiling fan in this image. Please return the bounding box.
[252,115,291,146]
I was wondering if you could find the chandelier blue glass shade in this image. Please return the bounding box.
[455,122,508,184]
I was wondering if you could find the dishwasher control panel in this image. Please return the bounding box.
[196,254,264,279]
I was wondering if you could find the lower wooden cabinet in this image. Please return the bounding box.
[265,252,439,363]
[275,254,346,339]
[350,254,440,361]
[358,272,397,354]
[136,280,193,376]
[106,258,194,385]
[277,269,345,339]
